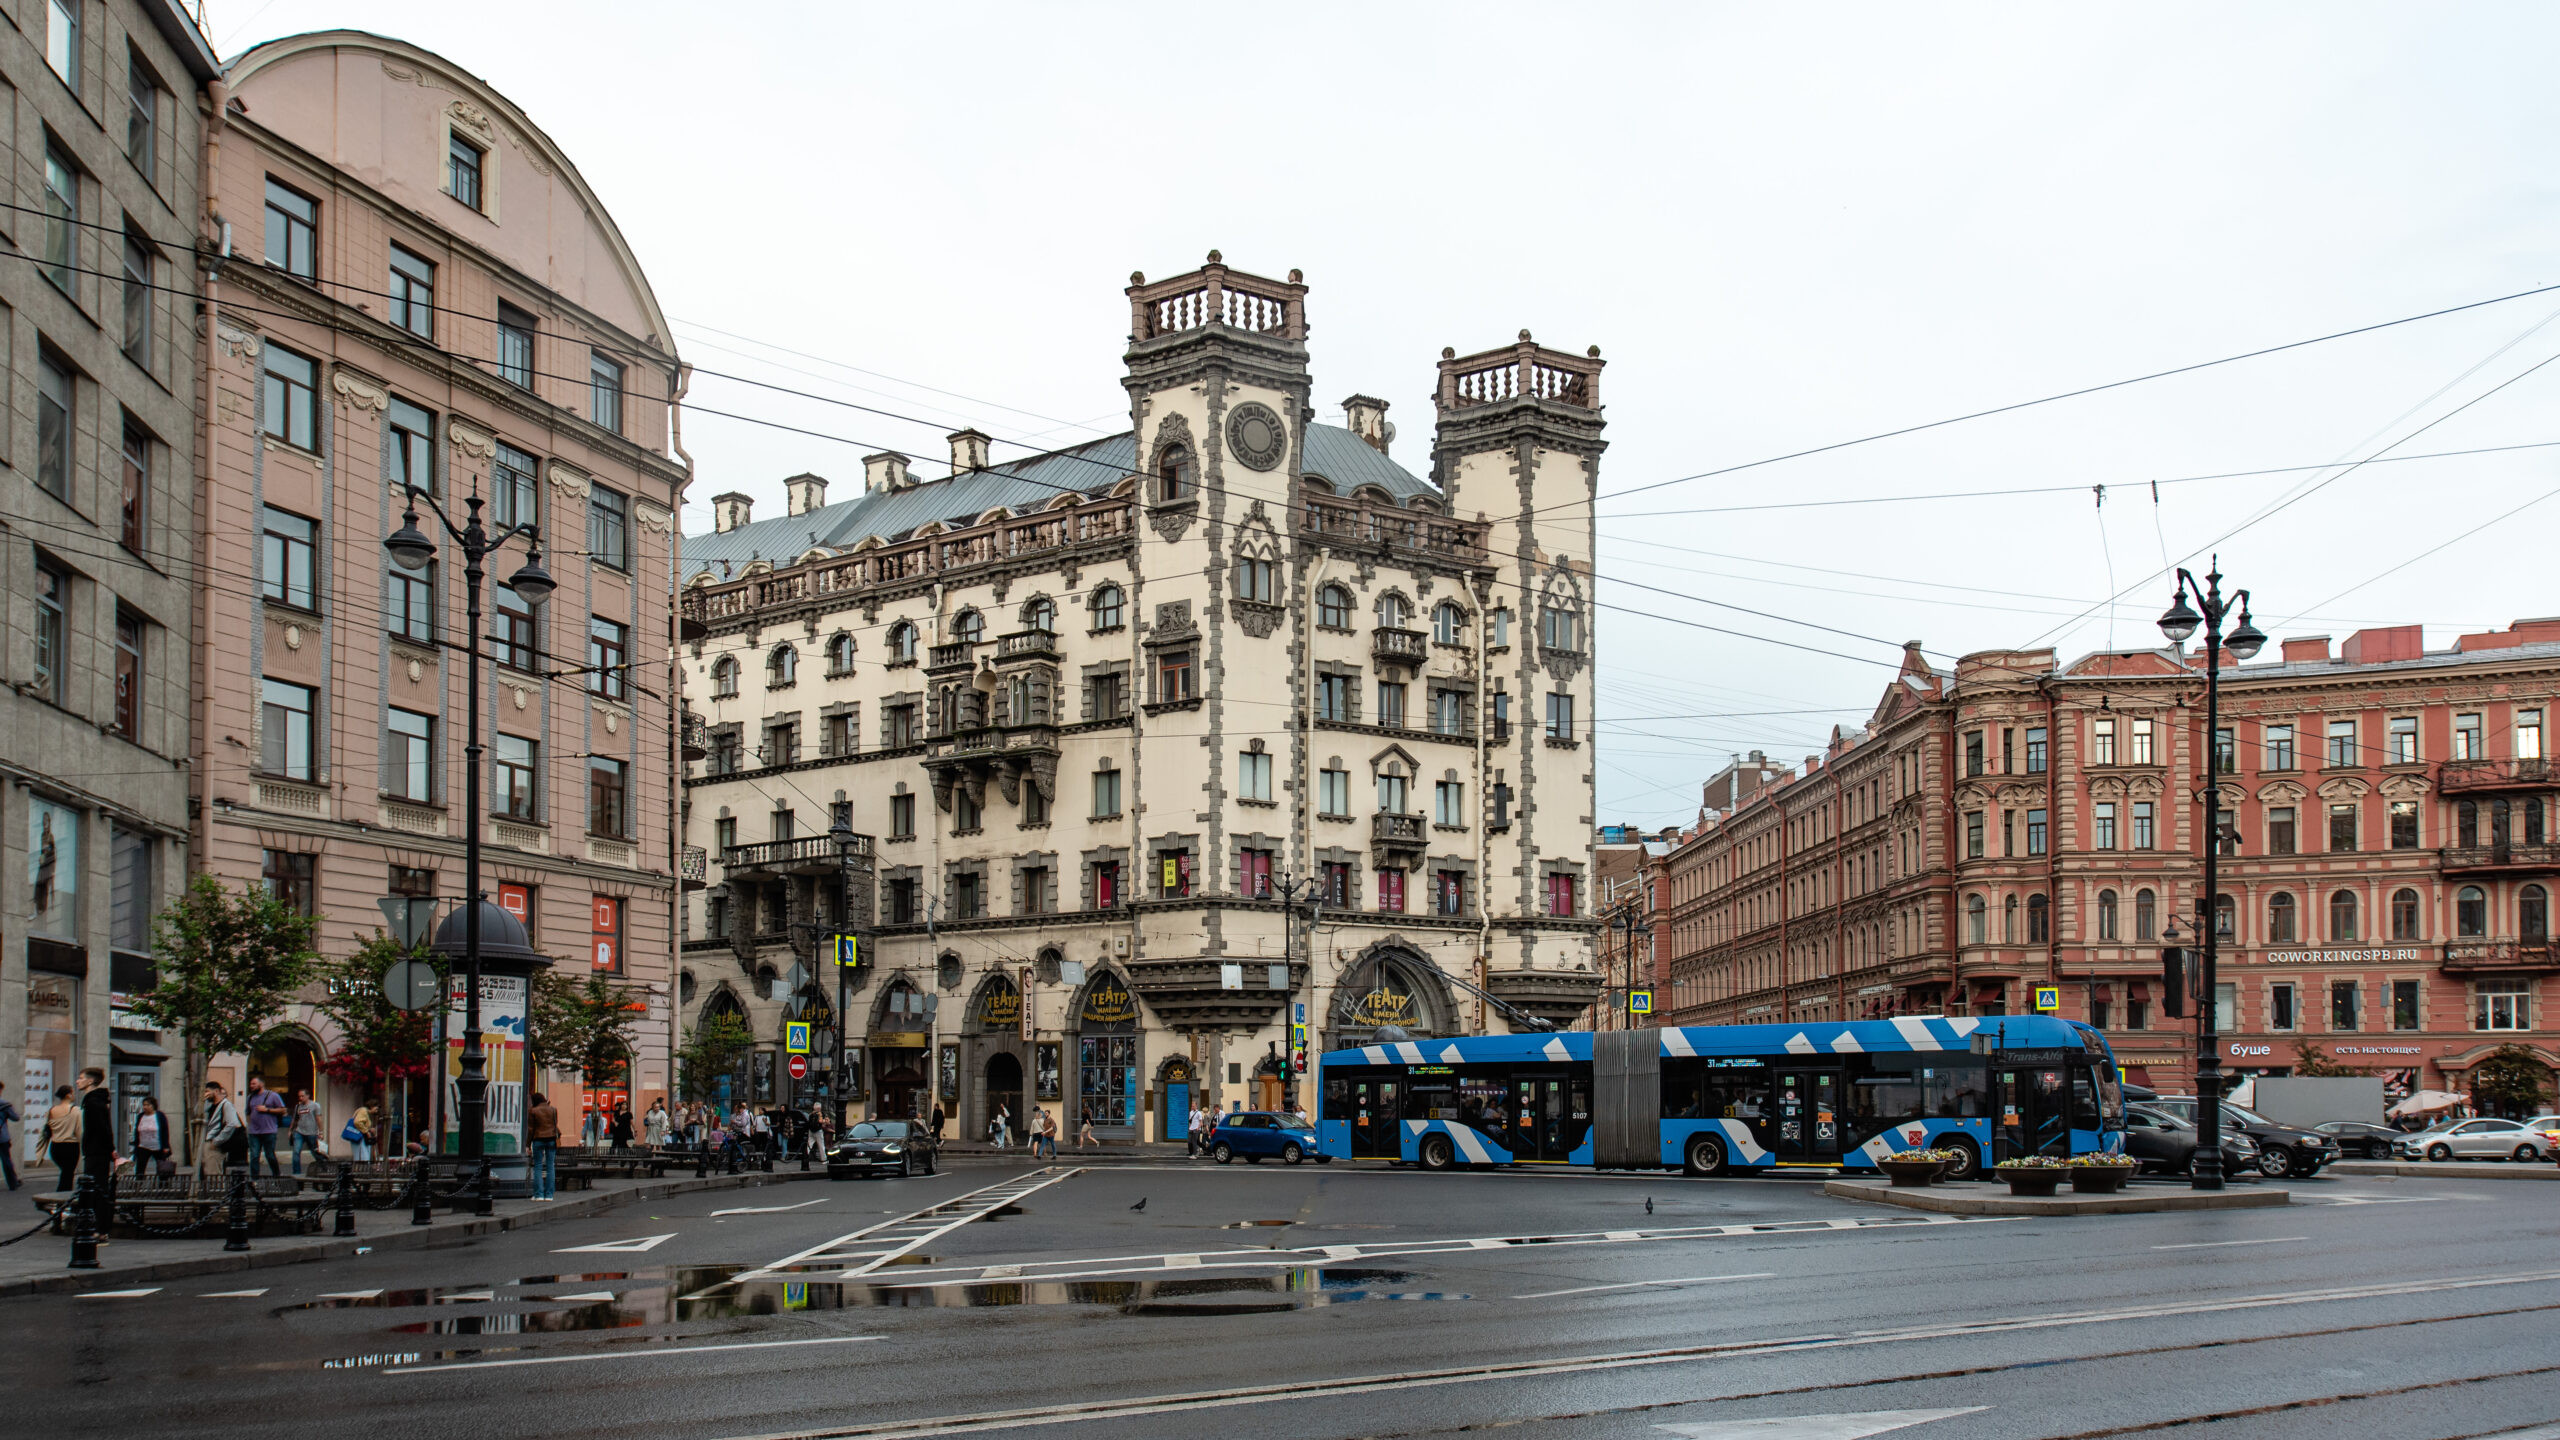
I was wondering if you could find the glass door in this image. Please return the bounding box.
[1995,1064,2072,1159]
[1512,1076,1575,1161]
[1351,1078,1400,1157]
[1774,1070,1843,1163]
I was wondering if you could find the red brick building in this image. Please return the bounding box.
[1657,621,2560,1100]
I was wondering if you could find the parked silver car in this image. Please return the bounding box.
[2394,1117,2540,1162]
[2518,1115,2560,1160]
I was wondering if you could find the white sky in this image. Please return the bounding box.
[217,2,2560,830]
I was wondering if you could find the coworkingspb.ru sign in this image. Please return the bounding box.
[2262,948,2426,965]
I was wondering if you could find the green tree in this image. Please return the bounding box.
[2467,1044,2555,1118]
[528,969,645,1089]
[2291,1044,2368,1078]
[677,1011,755,1102]
[314,932,446,1107]
[127,873,322,1155]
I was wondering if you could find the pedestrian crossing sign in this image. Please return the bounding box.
[786,1021,810,1054]
[2033,985,2060,1013]
[1629,990,1654,1016]
[834,934,859,968]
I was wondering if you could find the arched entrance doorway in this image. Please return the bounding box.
[1329,945,1453,1050]
[965,972,1030,1144]
[869,976,932,1124]
[695,990,751,1110]
[1157,1056,1195,1143]
[1074,971,1141,1139]
[984,1052,1025,1142]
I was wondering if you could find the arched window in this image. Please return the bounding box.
[888,622,918,663]
[1376,593,1410,629]
[2458,885,2488,937]
[878,976,928,1024]
[2391,887,2422,941]
[2329,889,2358,941]
[1317,584,1352,630]
[1433,602,1465,646]
[1539,602,1581,653]
[711,655,738,698]
[2524,884,2549,940]
[2097,889,2119,941]
[2134,888,2157,942]
[2214,893,2236,940]
[1090,584,1123,630]
[1966,895,1986,945]
[2003,895,2019,944]
[1157,443,1194,502]
[1234,555,1276,604]
[768,643,797,686]
[2027,893,2049,944]
[2267,892,2296,943]
[826,631,855,674]
[951,609,983,645]
[1024,598,1056,634]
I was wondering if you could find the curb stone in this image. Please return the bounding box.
[1824,1177,2291,1214]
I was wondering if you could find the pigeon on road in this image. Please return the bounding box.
[1645,1196,1654,1215]
[1130,1198,1147,1212]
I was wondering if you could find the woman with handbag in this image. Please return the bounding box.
[345,1106,373,1163]
[130,1097,175,1176]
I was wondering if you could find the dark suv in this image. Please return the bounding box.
[2143,1097,2338,1178]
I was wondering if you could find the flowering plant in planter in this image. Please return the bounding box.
[2066,1153,2137,1166]
[1992,1154,2068,1169]
[1885,1148,1957,1163]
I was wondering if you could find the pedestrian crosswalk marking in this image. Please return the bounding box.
[541,1290,617,1302]
[76,1289,160,1298]
[317,1289,384,1300]
[728,1168,1082,1286]
[1656,1407,1988,1439]
[555,1232,675,1254]
[198,1289,270,1298]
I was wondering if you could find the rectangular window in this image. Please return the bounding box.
[2002,729,2015,774]
[1546,873,1577,917]
[2476,980,2531,1032]
[492,583,538,670]
[1156,648,1195,703]
[1092,861,1119,911]
[388,398,435,497]
[2267,724,2296,771]
[111,827,155,984]
[1319,767,1350,817]
[448,132,484,211]
[588,486,630,570]
[264,178,317,280]
[385,707,434,801]
[2388,716,2419,765]
[2215,982,2238,1035]
[493,733,537,819]
[1545,692,1575,741]
[262,344,318,449]
[589,352,623,433]
[884,878,916,925]
[1320,862,1351,907]
[766,722,798,768]
[2133,801,2156,851]
[2327,719,2357,768]
[127,60,161,177]
[1086,670,1127,720]
[2025,726,2047,774]
[2270,982,2295,1032]
[1435,869,1466,916]
[2003,810,2016,857]
[1378,869,1406,913]
[119,419,149,553]
[112,607,141,739]
[2520,709,2546,761]
[37,351,72,500]
[1159,850,1192,898]
[587,617,628,699]
[2329,802,2358,853]
[261,506,317,609]
[387,564,434,643]
[2128,718,2156,766]
[1435,780,1466,827]
[885,703,919,747]
[1965,810,1984,859]
[260,677,315,780]
[2214,726,2237,773]
[1431,689,1465,736]
[2025,808,2047,857]
[1235,556,1276,604]
[1965,731,1985,777]
[1091,769,1122,818]
[823,713,854,757]
[492,443,539,530]
[121,231,152,367]
[588,757,629,837]
[1376,681,1406,729]
[951,870,982,918]
[42,148,76,292]
[2090,718,2116,766]
[1315,673,1349,723]
[2092,802,2117,850]
[2390,800,2419,850]
[1377,772,1408,814]
[2331,981,2360,1032]
[2453,713,2484,760]
[47,0,79,90]
[33,560,68,704]
[261,849,316,916]
[2392,979,2421,1031]
[889,791,916,838]
[2268,807,2296,856]
[496,302,536,389]
[388,243,436,339]
[1239,847,1273,899]
[1024,782,1049,826]
[1237,750,1272,803]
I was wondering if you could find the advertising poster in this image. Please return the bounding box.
[441,973,528,1155]
[27,798,79,939]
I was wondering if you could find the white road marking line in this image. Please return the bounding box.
[1655,1407,1988,1439]
[555,1233,675,1254]
[1322,1246,1360,1260]
[1165,1255,1201,1268]
[730,1169,1079,1286]
[198,1288,269,1298]
[442,1292,496,1302]
[1515,1272,1775,1300]
[76,1289,160,1299]
[706,1268,2560,1440]
[317,1289,385,1300]
[1605,1231,1643,1241]
[386,1335,880,1375]
[2152,1236,2310,1251]
[713,1198,831,1217]
[979,1266,1022,1278]
[541,1291,618,1302]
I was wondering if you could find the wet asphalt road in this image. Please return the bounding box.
[6,1160,2557,1440]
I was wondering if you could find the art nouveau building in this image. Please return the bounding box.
[679,257,1604,1139]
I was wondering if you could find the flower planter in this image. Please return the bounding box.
[1877,1159,1941,1189]
[2067,1166,2132,1194]
[1998,1168,2064,1196]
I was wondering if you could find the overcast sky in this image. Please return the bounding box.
[220,3,2560,830]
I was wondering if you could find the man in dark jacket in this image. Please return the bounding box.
[75,1068,119,1232]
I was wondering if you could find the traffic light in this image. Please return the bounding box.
[2159,947,2188,1019]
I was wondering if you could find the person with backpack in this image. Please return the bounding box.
[201,1081,248,1173]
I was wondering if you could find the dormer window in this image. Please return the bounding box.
[448,132,485,212]
[1157,444,1194,502]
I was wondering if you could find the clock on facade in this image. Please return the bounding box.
[1225,402,1286,471]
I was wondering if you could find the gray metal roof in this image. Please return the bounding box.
[683,423,1438,583]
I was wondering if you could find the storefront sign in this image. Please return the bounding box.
[977,980,1021,1029]
[870,1031,929,1050]
[1081,974,1137,1026]
[1035,1041,1061,1100]
[2332,1044,2428,1056]
[590,896,620,973]
[1352,988,1415,1026]
[1019,966,1034,1043]
[2262,948,2425,965]
[2229,1043,2275,1058]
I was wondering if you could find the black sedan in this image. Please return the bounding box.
[828,1119,939,1179]
[2123,1104,2260,1179]
[2314,1121,2403,1159]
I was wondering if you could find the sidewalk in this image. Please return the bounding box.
[0,1167,826,1300]
[2328,1159,2560,1181]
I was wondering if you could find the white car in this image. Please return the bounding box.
[2517,1115,2560,1160]
[2394,1118,2539,1162]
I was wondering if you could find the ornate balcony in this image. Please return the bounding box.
[925,641,979,676]
[1485,967,1606,1027]
[680,710,707,762]
[1371,811,1426,868]
[680,845,708,891]
[2440,842,2560,875]
[724,833,874,877]
[2441,941,2559,973]
[1126,957,1308,1029]
[995,629,1061,663]
[1372,627,1429,667]
[2438,758,2555,795]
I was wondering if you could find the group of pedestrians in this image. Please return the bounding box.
[981,1102,1061,1157]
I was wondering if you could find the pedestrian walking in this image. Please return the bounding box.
[200,1082,247,1173]
[1077,1107,1098,1150]
[346,1103,376,1163]
[930,1104,946,1142]
[242,1076,286,1177]
[610,1103,635,1154]
[288,1088,324,1175]
[43,1085,79,1193]
[993,1102,1011,1149]
[643,1099,669,1148]
[1037,1108,1058,1159]
[1187,1102,1208,1159]
[582,1103,605,1151]
[0,1080,20,1191]
[130,1097,175,1176]
[526,1092,561,1200]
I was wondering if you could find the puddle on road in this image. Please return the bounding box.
[975,1204,1026,1222]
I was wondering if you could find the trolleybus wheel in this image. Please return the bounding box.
[1419,1134,1456,1171]
[1683,1134,1728,1178]
[1938,1138,1982,1181]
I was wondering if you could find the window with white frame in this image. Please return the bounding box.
[2476,978,2530,1032]
[1236,751,1272,803]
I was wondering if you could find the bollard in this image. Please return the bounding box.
[410,1161,434,1226]
[762,1144,775,1175]
[223,1170,252,1252]
[334,1161,357,1237]
[66,1173,100,1269]
[472,1159,494,1218]
[799,1146,811,1174]
[694,1143,709,1179]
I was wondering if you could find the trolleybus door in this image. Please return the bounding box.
[1351,1077,1401,1158]
[1508,1073,1589,1162]
[1773,1069,1844,1163]
[1993,1061,2071,1160]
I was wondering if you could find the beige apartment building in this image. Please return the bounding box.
[679,257,1604,1139]
[2,0,214,1152]
[189,33,687,1150]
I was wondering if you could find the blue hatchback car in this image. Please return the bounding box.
[1208,1111,1327,1165]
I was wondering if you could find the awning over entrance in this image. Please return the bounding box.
[110,1034,173,1062]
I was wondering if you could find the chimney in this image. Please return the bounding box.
[2341,625,2423,664]
[1342,394,1393,454]
[947,429,991,475]
[711,491,753,533]
[785,473,829,517]
[2280,636,2332,664]
[863,452,912,493]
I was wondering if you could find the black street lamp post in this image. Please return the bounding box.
[827,818,869,1140]
[2156,555,2266,1192]
[386,488,555,1216]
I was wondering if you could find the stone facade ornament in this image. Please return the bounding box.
[635,501,673,534]
[448,100,496,143]
[1224,402,1287,471]
[448,421,498,462]
[406,657,423,682]
[510,684,528,711]
[330,368,390,412]
[282,623,302,651]
[1148,504,1196,544]
[549,463,592,500]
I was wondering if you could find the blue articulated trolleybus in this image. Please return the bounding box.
[1318,1015,2124,1179]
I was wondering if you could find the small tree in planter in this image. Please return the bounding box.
[314,933,446,1154]
[127,874,322,1163]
